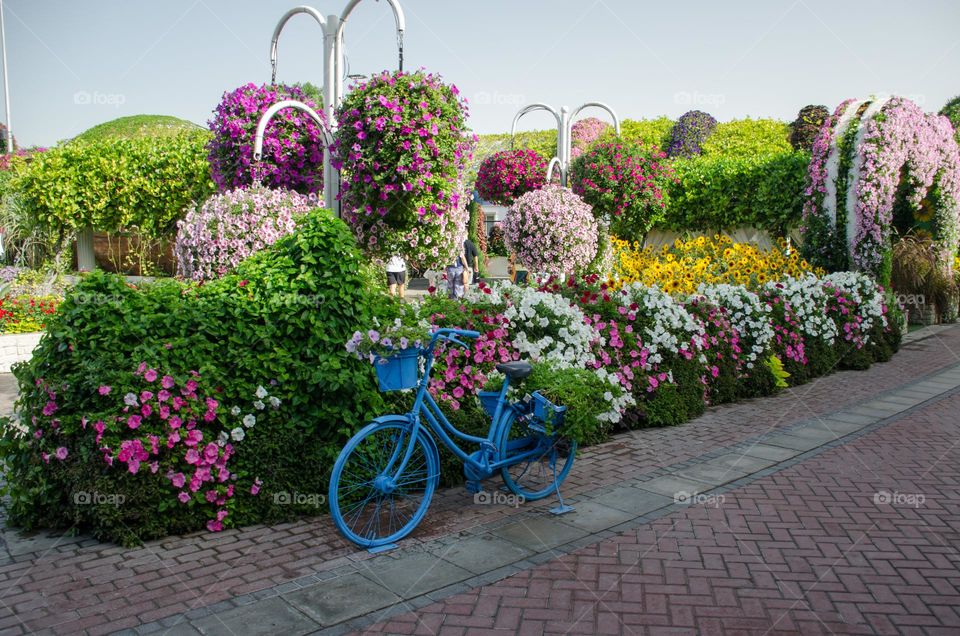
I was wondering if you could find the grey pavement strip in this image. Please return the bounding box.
[121,360,960,636]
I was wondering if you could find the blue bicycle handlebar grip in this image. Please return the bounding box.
[454,329,481,339]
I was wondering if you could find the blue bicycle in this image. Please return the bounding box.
[328,328,576,549]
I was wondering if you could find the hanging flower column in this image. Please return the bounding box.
[334,70,475,271]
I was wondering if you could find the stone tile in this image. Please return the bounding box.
[590,485,674,515]
[635,475,715,499]
[490,516,589,552]
[809,418,871,435]
[358,551,472,598]
[191,597,317,635]
[698,453,776,474]
[740,443,800,462]
[437,534,534,575]
[760,433,827,452]
[285,572,399,626]
[559,500,636,533]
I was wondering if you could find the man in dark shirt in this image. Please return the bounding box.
[463,238,480,285]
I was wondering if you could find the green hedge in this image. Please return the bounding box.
[0,209,387,545]
[70,115,202,143]
[476,117,805,234]
[13,130,214,238]
[662,151,810,234]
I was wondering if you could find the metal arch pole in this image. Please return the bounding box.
[253,100,337,214]
[511,103,563,186]
[0,0,11,154]
[558,106,570,186]
[509,103,561,139]
[269,6,327,84]
[570,101,621,137]
[334,0,406,108]
[267,6,339,213]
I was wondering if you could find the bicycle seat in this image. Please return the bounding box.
[496,361,533,380]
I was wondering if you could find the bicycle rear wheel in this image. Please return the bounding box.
[328,419,439,548]
[497,410,576,501]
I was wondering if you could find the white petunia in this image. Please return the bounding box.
[231,427,245,441]
[243,414,256,428]
[255,385,269,399]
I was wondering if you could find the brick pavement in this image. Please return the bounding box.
[356,387,960,635]
[0,325,957,634]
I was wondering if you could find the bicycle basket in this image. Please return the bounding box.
[531,391,566,428]
[373,348,420,392]
[477,391,500,419]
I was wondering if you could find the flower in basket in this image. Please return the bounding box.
[345,312,432,364]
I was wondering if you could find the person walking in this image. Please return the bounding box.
[446,250,469,299]
[463,237,480,285]
[386,254,407,299]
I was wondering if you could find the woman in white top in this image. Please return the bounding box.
[386,254,407,299]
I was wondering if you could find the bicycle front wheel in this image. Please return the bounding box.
[498,410,577,501]
[328,419,440,548]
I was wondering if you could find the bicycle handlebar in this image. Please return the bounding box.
[429,328,480,349]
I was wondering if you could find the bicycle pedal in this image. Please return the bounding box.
[465,480,483,494]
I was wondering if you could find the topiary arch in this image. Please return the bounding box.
[801,96,960,284]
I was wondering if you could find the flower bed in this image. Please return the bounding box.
[612,235,823,294]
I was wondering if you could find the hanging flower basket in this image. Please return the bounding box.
[373,348,421,392]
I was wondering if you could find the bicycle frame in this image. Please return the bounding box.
[380,329,543,484]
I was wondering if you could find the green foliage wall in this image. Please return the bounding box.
[14,130,214,237]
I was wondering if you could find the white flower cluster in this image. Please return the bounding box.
[763,275,838,344]
[697,283,774,369]
[481,281,597,370]
[822,271,888,338]
[618,283,705,366]
[593,367,636,423]
[219,385,280,445]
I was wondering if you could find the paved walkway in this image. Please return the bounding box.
[0,325,958,634]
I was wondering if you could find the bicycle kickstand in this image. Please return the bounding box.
[548,460,575,516]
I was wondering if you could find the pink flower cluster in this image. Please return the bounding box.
[503,185,598,275]
[335,70,475,271]
[802,96,960,276]
[207,83,326,194]
[570,118,612,159]
[175,186,316,281]
[854,97,960,274]
[475,149,547,205]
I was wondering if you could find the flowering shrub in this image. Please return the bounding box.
[941,95,960,141]
[696,283,773,371]
[570,117,612,159]
[175,187,315,281]
[570,141,673,242]
[487,222,507,256]
[667,110,718,158]
[503,185,598,275]
[802,96,960,282]
[475,149,547,205]
[335,70,474,271]
[612,235,823,295]
[0,295,59,333]
[207,83,326,195]
[0,147,46,172]
[789,105,830,151]
[0,209,386,545]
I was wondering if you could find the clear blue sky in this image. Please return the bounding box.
[5,0,959,146]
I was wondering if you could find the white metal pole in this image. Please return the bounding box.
[323,15,339,214]
[0,0,12,154]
